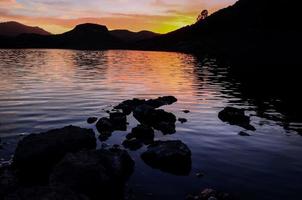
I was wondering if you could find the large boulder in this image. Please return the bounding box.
[50,148,134,200]
[218,107,256,131]
[13,126,96,184]
[4,186,88,200]
[141,140,191,175]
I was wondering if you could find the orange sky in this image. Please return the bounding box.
[0,0,237,34]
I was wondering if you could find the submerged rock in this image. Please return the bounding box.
[13,125,96,184]
[178,118,188,124]
[238,131,251,136]
[218,107,255,131]
[4,186,88,200]
[87,117,98,124]
[50,148,134,200]
[141,140,191,175]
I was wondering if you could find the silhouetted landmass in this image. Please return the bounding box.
[0,21,51,37]
[110,30,159,43]
[0,23,123,50]
[134,0,301,65]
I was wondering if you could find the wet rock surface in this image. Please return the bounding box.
[13,125,96,184]
[50,148,134,200]
[218,107,256,131]
[141,140,192,175]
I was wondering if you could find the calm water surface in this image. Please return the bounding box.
[0,49,301,200]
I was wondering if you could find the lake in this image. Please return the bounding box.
[0,49,301,200]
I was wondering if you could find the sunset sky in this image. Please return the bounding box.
[0,0,236,34]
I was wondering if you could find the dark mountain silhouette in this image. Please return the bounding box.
[110,30,159,43]
[0,21,51,37]
[54,23,122,49]
[0,23,122,49]
[134,0,301,65]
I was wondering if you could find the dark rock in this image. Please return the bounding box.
[127,125,154,144]
[114,98,146,115]
[183,110,190,113]
[154,121,176,135]
[133,105,176,134]
[141,140,191,175]
[4,186,88,200]
[218,107,256,131]
[96,117,113,134]
[13,126,96,184]
[122,138,143,151]
[109,112,127,131]
[0,168,18,199]
[87,117,98,124]
[50,148,134,200]
[114,96,177,114]
[133,104,154,124]
[145,96,177,108]
[178,118,188,123]
[238,131,251,136]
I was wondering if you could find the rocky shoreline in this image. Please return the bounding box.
[0,96,251,200]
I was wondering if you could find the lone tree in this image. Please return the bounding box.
[197,9,208,22]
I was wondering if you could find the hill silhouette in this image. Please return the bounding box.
[0,23,160,50]
[0,23,122,49]
[110,30,159,43]
[0,21,51,37]
[133,0,301,65]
